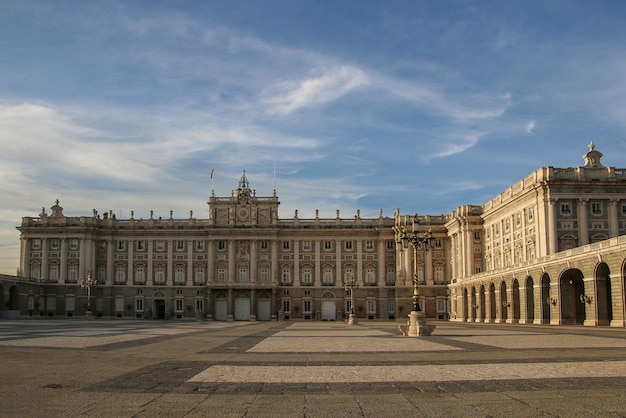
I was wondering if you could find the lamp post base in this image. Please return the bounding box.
[85,310,94,321]
[407,310,435,336]
[348,313,357,325]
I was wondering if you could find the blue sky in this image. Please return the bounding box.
[1,0,626,274]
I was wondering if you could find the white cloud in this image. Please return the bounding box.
[526,119,536,134]
[264,66,370,115]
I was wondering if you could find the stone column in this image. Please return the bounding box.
[609,199,619,238]
[147,240,153,284]
[314,240,321,287]
[271,240,278,284]
[578,199,589,245]
[208,240,215,283]
[548,198,558,255]
[20,237,30,279]
[167,240,173,286]
[378,240,386,286]
[127,239,134,284]
[294,239,300,285]
[250,240,258,283]
[426,247,434,285]
[40,238,48,281]
[106,239,114,285]
[356,239,363,283]
[228,240,236,283]
[60,238,67,282]
[187,240,193,285]
[335,239,342,285]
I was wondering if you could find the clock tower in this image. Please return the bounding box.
[208,169,280,226]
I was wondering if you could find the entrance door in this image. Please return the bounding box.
[234,295,250,320]
[154,299,165,319]
[321,301,336,320]
[257,299,271,321]
[215,299,227,321]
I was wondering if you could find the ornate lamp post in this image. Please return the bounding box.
[394,213,436,336]
[343,273,359,325]
[80,271,97,320]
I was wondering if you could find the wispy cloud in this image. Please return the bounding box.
[263,66,370,115]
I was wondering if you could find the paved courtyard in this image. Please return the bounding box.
[1,319,626,417]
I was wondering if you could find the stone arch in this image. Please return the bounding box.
[9,285,19,310]
[499,281,508,323]
[512,278,520,323]
[470,286,477,322]
[152,290,167,320]
[488,283,496,322]
[462,287,469,322]
[321,292,337,321]
[541,272,551,323]
[525,276,535,324]
[478,284,486,322]
[595,262,612,325]
[559,268,585,324]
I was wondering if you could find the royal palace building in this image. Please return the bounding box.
[2,143,626,327]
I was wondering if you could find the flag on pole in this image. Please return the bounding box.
[210,164,215,179]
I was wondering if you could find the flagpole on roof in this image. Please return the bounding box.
[210,164,215,195]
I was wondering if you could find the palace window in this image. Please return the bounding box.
[302,241,311,251]
[217,268,226,283]
[154,267,165,284]
[68,265,78,282]
[282,241,290,251]
[323,268,334,285]
[528,207,534,221]
[561,202,571,215]
[135,267,145,283]
[117,241,126,251]
[218,241,226,251]
[591,202,602,215]
[175,299,184,312]
[69,238,79,250]
[50,238,60,250]
[260,240,268,250]
[195,299,204,312]
[282,300,290,313]
[303,300,312,313]
[175,266,185,283]
[49,264,59,281]
[156,241,165,251]
[238,268,249,283]
[260,268,270,283]
[474,231,481,241]
[301,268,312,285]
[195,267,205,284]
[387,240,395,250]
[324,241,332,250]
[367,300,376,314]
[366,240,374,251]
[364,268,375,285]
[32,239,41,250]
[135,299,144,312]
[115,267,126,283]
[281,268,291,284]
[386,268,395,285]
[196,241,205,251]
[345,241,353,250]
[136,241,145,251]
[176,240,185,251]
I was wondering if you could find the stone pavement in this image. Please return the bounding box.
[1,319,626,417]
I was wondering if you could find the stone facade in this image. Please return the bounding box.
[13,171,448,321]
[4,143,625,326]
